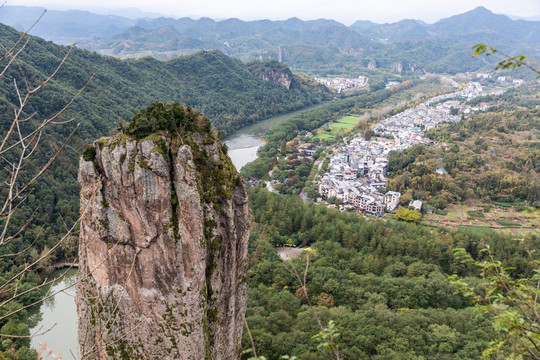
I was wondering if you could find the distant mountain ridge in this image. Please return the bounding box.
[82,6,540,74]
[1,5,539,74]
[0,5,136,42]
[351,7,540,45]
[350,19,430,42]
[2,5,539,46]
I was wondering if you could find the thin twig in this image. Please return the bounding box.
[284,256,340,360]
[244,315,257,358]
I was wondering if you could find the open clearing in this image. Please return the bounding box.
[329,122,355,129]
[313,133,333,139]
[276,247,304,261]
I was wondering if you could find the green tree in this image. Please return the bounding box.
[395,207,421,223]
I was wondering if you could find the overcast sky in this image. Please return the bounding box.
[8,0,540,24]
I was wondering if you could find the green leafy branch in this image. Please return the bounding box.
[243,255,341,360]
[285,256,341,360]
[472,44,540,78]
[311,320,340,353]
[448,241,540,359]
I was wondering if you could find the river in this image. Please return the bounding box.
[29,268,79,359]
[223,103,326,169]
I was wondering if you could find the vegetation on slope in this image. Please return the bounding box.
[387,107,539,209]
[72,7,540,77]
[0,24,331,136]
[243,188,539,359]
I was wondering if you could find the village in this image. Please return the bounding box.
[315,76,369,92]
[317,82,485,216]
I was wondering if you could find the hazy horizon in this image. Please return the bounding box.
[7,0,540,25]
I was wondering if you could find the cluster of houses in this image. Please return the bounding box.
[374,82,484,142]
[318,137,402,216]
[470,72,525,86]
[315,76,369,92]
[318,83,484,215]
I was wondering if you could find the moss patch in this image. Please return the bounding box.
[82,145,96,161]
[96,137,110,150]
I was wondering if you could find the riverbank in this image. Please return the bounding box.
[224,102,330,170]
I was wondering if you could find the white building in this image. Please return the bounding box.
[409,200,423,211]
[436,168,448,175]
[384,191,401,205]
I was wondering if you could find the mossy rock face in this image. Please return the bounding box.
[122,101,212,140]
[78,101,250,360]
[96,137,110,150]
[83,145,96,161]
[120,100,242,209]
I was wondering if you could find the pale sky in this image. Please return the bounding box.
[8,0,540,25]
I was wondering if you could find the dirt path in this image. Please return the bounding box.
[457,206,467,222]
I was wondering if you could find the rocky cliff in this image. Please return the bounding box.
[76,102,250,359]
[258,68,292,89]
[248,59,293,89]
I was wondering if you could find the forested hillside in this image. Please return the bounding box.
[69,7,540,76]
[0,24,331,136]
[243,188,539,359]
[3,6,540,76]
[78,18,490,75]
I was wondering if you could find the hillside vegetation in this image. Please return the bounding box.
[0,24,331,136]
[387,106,540,209]
[243,188,539,359]
[69,7,540,76]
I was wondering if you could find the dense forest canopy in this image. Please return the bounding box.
[243,188,539,359]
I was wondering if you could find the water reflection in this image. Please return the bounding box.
[30,269,78,359]
[223,102,327,170]
[224,134,264,170]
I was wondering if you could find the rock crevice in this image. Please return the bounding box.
[76,111,250,360]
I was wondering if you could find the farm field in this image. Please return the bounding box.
[315,115,364,139]
[330,122,355,129]
[336,115,362,124]
[421,204,539,235]
[313,133,333,139]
